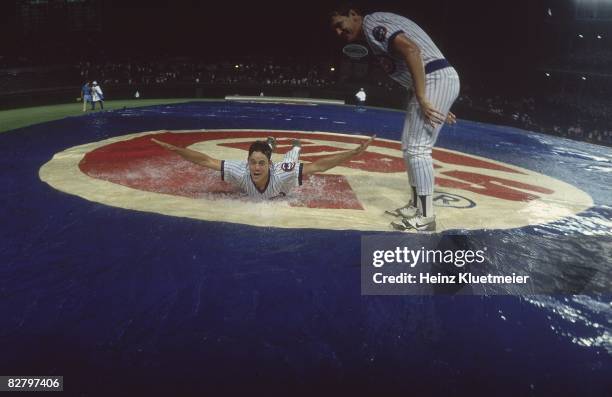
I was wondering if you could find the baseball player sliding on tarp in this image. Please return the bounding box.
[330,5,460,232]
[152,135,375,200]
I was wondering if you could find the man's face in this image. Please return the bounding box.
[330,10,362,42]
[248,151,271,185]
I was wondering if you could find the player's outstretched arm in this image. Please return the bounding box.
[391,34,449,127]
[302,136,375,175]
[151,138,222,171]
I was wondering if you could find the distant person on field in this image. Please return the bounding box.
[355,87,366,111]
[91,81,104,110]
[80,81,92,112]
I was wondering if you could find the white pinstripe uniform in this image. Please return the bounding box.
[363,12,460,215]
[221,147,303,200]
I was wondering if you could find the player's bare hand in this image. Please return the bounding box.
[354,135,376,154]
[446,111,457,125]
[418,99,446,127]
[151,138,177,151]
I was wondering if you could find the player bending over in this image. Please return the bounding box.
[151,135,375,200]
[330,5,460,231]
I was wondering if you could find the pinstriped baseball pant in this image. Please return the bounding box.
[402,67,460,196]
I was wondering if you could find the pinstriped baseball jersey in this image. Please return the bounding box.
[363,12,445,89]
[221,160,303,200]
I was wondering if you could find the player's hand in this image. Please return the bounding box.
[418,99,446,127]
[354,135,376,154]
[446,111,457,125]
[151,138,177,151]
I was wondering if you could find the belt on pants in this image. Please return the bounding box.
[425,59,451,74]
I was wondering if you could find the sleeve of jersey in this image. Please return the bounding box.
[221,160,245,184]
[365,13,406,54]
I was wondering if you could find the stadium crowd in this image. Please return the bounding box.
[77,59,334,88]
[0,56,610,146]
[548,46,612,74]
[456,91,612,145]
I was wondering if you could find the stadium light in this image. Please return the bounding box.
[581,76,587,81]
[597,34,603,39]
[330,67,336,72]
[545,72,551,77]
[235,64,240,69]
[578,34,584,38]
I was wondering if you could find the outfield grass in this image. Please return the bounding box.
[0,98,214,134]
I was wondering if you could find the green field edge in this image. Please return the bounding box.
[0,97,407,134]
[0,98,218,134]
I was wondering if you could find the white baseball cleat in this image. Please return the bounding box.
[402,214,436,232]
[385,203,419,218]
[390,219,409,231]
[266,136,277,151]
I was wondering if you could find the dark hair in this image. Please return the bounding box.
[248,141,272,160]
[329,3,362,18]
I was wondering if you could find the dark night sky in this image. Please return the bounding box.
[94,0,555,57]
[0,0,572,68]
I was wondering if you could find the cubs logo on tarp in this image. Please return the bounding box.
[433,192,476,209]
[373,26,387,42]
[39,129,593,232]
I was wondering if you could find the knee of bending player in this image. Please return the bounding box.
[403,146,432,160]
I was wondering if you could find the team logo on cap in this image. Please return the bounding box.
[373,26,387,42]
[342,44,369,59]
[39,129,593,232]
